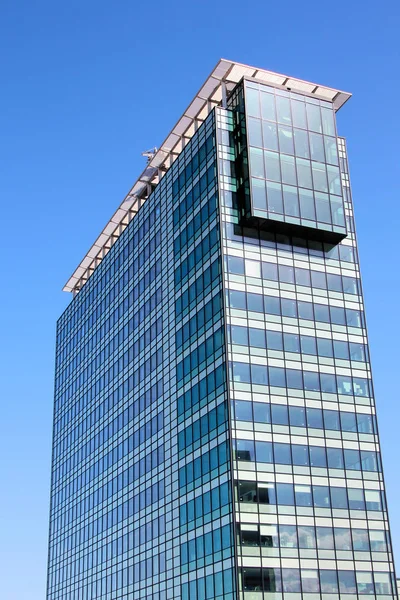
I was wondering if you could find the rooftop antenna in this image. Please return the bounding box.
[142,147,158,164]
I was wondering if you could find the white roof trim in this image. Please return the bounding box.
[64,59,351,293]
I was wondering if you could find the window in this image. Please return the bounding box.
[233,400,252,422]
[279,264,294,283]
[239,527,259,547]
[232,362,250,383]
[298,300,314,320]
[264,150,281,182]
[374,572,392,595]
[247,292,263,313]
[334,527,352,551]
[334,339,349,359]
[356,413,374,433]
[298,525,316,548]
[352,529,369,552]
[251,364,268,385]
[249,147,264,179]
[350,342,366,362]
[234,439,255,462]
[260,524,278,548]
[227,256,244,275]
[262,122,278,151]
[260,91,276,121]
[271,404,288,425]
[283,185,299,217]
[267,181,283,213]
[276,483,294,505]
[295,267,311,286]
[258,484,276,505]
[264,296,280,315]
[284,333,300,353]
[229,290,246,310]
[242,568,262,592]
[252,178,267,210]
[249,327,266,348]
[309,132,325,163]
[279,525,298,548]
[353,377,369,397]
[269,367,286,387]
[327,273,342,292]
[370,530,387,552]
[365,490,382,511]
[327,448,344,470]
[292,445,309,466]
[276,96,291,125]
[299,187,315,219]
[295,484,312,506]
[292,102,307,130]
[317,337,333,357]
[274,443,291,465]
[301,570,320,593]
[321,373,336,393]
[245,259,261,279]
[348,488,365,511]
[304,371,320,391]
[361,450,378,472]
[262,261,278,281]
[246,88,260,117]
[313,486,330,508]
[307,407,323,429]
[310,446,326,467]
[266,330,283,350]
[317,527,334,549]
[278,126,294,155]
[263,568,282,592]
[255,441,273,464]
[282,569,301,592]
[320,570,339,593]
[311,270,326,289]
[289,406,306,427]
[238,481,257,503]
[330,487,348,509]
[340,412,357,432]
[324,409,340,431]
[253,402,270,423]
[230,325,248,346]
[301,335,316,355]
[314,303,329,323]
[306,103,322,133]
[338,571,357,594]
[344,449,361,471]
[286,369,303,389]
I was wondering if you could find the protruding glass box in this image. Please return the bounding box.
[231,79,347,244]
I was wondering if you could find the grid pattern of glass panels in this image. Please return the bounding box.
[49,77,398,600]
[48,110,236,600]
[216,100,398,600]
[243,80,346,239]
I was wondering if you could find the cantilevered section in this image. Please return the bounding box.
[63,59,351,293]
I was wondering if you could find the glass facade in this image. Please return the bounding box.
[48,69,398,600]
[218,80,397,599]
[230,80,346,244]
[48,111,235,600]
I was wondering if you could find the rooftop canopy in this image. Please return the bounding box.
[64,59,351,293]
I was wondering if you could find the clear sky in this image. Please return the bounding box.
[1,1,399,598]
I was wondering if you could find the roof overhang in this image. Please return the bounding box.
[64,59,351,294]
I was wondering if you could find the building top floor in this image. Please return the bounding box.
[63,59,351,295]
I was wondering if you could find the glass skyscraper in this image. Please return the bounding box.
[48,60,398,600]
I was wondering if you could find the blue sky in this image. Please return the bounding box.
[1,1,399,598]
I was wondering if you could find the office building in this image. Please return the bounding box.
[47,60,398,599]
